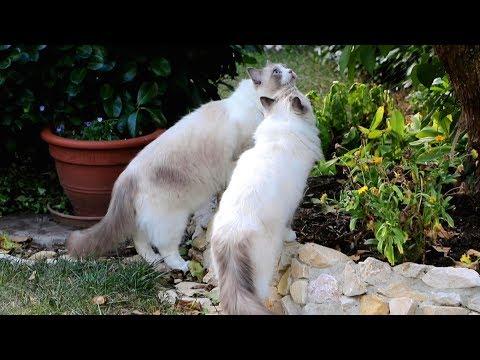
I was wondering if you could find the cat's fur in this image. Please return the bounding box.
[67,63,297,272]
[211,89,323,315]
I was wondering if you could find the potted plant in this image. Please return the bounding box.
[35,45,171,223]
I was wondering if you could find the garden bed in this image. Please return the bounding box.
[292,175,480,269]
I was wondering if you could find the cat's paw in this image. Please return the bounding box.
[285,229,297,242]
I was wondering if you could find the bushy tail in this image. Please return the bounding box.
[212,235,272,315]
[66,174,138,258]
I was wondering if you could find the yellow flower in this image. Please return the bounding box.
[428,195,436,204]
[361,164,369,171]
[460,253,472,265]
[357,186,369,195]
[372,156,383,165]
[435,135,445,142]
[471,149,478,160]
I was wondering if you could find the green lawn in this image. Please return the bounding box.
[219,45,344,98]
[0,259,177,315]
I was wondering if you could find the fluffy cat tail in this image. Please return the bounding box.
[66,174,138,259]
[212,234,271,315]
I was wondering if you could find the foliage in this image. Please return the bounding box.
[310,81,468,265]
[1,44,253,164]
[337,45,444,89]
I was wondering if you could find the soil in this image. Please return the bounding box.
[292,175,480,268]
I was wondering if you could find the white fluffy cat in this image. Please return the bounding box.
[67,63,297,272]
[211,89,323,314]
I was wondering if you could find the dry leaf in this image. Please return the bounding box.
[349,254,360,261]
[92,296,106,305]
[10,235,31,243]
[28,271,37,281]
[432,245,451,256]
[467,249,480,258]
[152,310,161,315]
[131,310,144,315]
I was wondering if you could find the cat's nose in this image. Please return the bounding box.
[289,69,297,79]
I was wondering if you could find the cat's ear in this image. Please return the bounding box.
[247,68,262,86]
[291,96,307,114]
[260,96,275,111]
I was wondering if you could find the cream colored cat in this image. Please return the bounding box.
[211,89,323,314]
[67,63,297,272]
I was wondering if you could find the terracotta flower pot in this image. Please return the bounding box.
[41,127,164,217]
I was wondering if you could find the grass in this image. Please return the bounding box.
[218,45,345,98]
[0,258,177,315]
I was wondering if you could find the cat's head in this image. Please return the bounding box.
[259,91,316,126]
[247,62,297,97]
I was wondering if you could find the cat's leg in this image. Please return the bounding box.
[133,229,164,271]
[147,211,190,272]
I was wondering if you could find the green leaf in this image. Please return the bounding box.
[76,45,93,58]
[0,45,11,51]
[416,127,442,139]
[100,84,114,100]
[358,125,370,135]
[409,137,435,146]
[142,107,167,126]
[368,129,384,139]
[370,106,384,131]
[416,146,451,164]
[359,45,376,75]
[389,110,404,136]
[416,63,438,88]
[70,68,87,84]
[0,57,11,69]
[378,45,394,57]
[150,57,171,77]
[137,82,158,106]
[349,218,358,231]
[103,96,122,118]
[188,260,205,282]
[127,112,138,138]
[339,45,352,74]
[123,64,137,82]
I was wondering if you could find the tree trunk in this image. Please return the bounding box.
[434,45,480,196]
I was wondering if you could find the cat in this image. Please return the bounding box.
[210,89,323,314]
[67,63,297,272]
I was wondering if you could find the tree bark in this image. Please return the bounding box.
[434,45,480,195]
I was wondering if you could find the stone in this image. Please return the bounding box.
[389,297,417,315]
[202,246,212,269]
[290,279,308,305]
[342,261,367,296]
[422,267,480,289]
[360,294,389,315]
[302,302,343,315]
[28,250,57,261]
[264,286,284,314]
[277,242,301,271]
[307,274,341,304]
[192,235,207,251]
[377,281,430,302]
[175,281,209,297]
[122,254,142,264]
[340,295,360,315]
[159,290,178,306]
[358,257,392,286]
[202,269,218,287]
[277,266,292,296]
[207,287,220,305]
[431,292,462,306]
[281,295,301,315]
[418,304,469,315]
[393,262,433,278]
[467,294,480,313]
[469,312,480,315]
[291,258,309,279]
[298,243,350,269]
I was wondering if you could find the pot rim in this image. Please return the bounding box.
[41,127,165,150]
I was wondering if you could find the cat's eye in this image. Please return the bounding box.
[272,68,280,75]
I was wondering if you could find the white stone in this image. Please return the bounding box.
[307,274,341,304]
[418,304,469,315]
[298,243,350,269]
[340,295,360,315]
[290,279,308,305]
[291,258,310,279]
[467,294,480,312]
[302,302,343,315]
[389,297,416,315]
[431,292,462,306]
[422,267,480,289]
[342,261,367,296]
[202,269,218,286]
[393,262,433,278]
[377,281,430,302]
[358,257,392,286]
[159,289,178,305]
[202,246,212,269]
[277,242,301,271]
[281,295,301,315]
